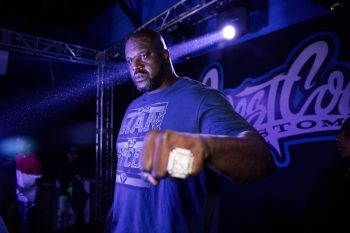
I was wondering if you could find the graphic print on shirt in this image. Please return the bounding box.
[116,102,168,188]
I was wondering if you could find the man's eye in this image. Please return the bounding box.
[142,54,149,59]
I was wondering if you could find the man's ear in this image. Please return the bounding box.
[162,49,170,62]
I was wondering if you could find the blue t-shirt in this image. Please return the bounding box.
[111,77,253,233]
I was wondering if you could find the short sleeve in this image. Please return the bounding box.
[198,90,254,136]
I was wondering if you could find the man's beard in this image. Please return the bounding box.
[133,69,164,93]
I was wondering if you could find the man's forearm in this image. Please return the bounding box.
[140,130,274,185]
[201,130,275,183]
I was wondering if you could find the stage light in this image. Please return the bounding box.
[222,25,236,40]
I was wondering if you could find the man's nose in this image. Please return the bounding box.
[132,56,144,70]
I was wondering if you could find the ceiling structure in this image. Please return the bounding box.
[1,0,344,56]
[0,0,114,31]
[1,0,268,68]
[105,0,260,61]
[0,0,261,48]
[1,0,346,46]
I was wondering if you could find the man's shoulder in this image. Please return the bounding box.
[178,77,223,96]
[179,77,205,88]
[126,77,225,108]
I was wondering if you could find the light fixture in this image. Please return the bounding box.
[222,25,236,40]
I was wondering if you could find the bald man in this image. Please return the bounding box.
[109,29,274,233]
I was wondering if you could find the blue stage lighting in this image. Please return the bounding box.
[222,25,236,40]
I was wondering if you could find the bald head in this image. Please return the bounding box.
[126,29,167,51]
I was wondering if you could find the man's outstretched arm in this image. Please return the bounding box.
[141,130,275,185]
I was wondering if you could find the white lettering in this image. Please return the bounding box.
[201,34,350,166]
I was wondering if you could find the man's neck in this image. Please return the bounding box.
[148,73,179,94]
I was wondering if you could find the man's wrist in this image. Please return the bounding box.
[196,135,211,163]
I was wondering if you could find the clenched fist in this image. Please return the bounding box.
[140,130,209,185]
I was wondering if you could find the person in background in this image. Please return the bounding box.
[15,137,42,233]
[304,117,350,233]
[107,29,275,233]
[56,147,88,232]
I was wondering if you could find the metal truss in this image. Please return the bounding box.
[136,0,223,33]
[0,27,115,223]
[0,28,98,65]
[108,0,237,59]
[95,52,116,222]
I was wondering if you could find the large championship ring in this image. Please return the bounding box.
[167,147,194,179]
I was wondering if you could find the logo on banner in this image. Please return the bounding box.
[199,32,350,167]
